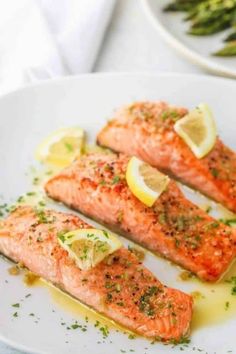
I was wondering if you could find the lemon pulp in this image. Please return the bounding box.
[126,156,169,207]
[174,103,217,159]
[58,228,122,270]
[35,127,85,167]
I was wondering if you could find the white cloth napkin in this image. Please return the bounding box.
[0,0,116,94]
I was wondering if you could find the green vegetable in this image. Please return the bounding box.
[164,0,236,56]
[214,41,236,56]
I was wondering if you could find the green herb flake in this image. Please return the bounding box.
[26,192,36,197]
[35,209,54,224]
[12,303,20,308]
[211,168,219,178]
[102,230,109,239]
[128,334,136,339]
[220,218,236,227]
[99,325,109,338]
[225,276,236,295]
[139,286,159,316]
[71,324,80,330]
[64,142,74,152]
[112,175,120,185]
[158,213,166,225]
[57,231,66,243]
[17,196,25,203]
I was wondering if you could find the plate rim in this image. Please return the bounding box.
[0,332,45,354]
[141,0,236,79]
[1,71,236,102]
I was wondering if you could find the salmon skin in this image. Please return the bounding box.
[45,153,236,282]
[0,206,192,341]
[97,101,236,213]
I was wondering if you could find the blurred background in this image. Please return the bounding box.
[0,0,205,96]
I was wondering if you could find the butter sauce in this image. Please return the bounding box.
[40,279,133,335]
[21,163,236,335]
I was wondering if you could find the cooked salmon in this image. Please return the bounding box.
[97,101,236,213]
[45,153,236,282]
[0,206,193,341]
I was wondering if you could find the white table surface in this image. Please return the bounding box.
[1,0,207,353]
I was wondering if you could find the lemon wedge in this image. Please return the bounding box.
[126,156,170,207]
[58,228,122,270]
[35,127,85,167]
[174,103,217,159]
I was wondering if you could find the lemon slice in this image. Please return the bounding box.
[35,127,85,167]
[126,156,170,207]
[174,103,217,159]
[58,228,122,270]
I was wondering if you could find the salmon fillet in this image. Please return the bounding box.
[97,101,236,213]
[45,153,236,282]
[0,206,192,341]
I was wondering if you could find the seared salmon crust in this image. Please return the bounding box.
[97,101,236,213]
[45,153,236,281]
[0,206,192,341]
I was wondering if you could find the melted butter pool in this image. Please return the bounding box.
[20,162,236,335]
[39,279,134,335]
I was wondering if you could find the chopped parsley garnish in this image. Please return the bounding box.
[158,213,167,225]
[204,221,219,230]
[26,192,36,197]
[170,336,190,345]
[219,218,236,227]
[211,168,219,178]
[33,177,40,185]
[17,196,25,203]
[226,276,236,295]
[35,209,54,224]
[64,142,74,152]
[13,312,18,317]
[128,334,136,339]
[205,205,212,214]
[139,286,159,316]
[99,325,109,338]
[160,110,180,122]
[102,230,109,239]
[112,175,120,184]
[12,303,20,308]
[38,200,46,207]
[57,231,67,243]
[71,324,80,330]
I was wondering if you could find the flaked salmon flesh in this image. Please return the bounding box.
[0,206,192,341]
[45,153,236,282]
[97,101,236,213]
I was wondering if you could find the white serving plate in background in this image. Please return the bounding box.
[142,0,236,79]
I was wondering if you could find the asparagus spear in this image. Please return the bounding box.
[164,0,236,56]
[224,31,236,42]
[214,41,236,56]
[164,0,203,12]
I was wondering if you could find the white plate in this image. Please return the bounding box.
[0,73,236,354]
[142,0,236,79]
